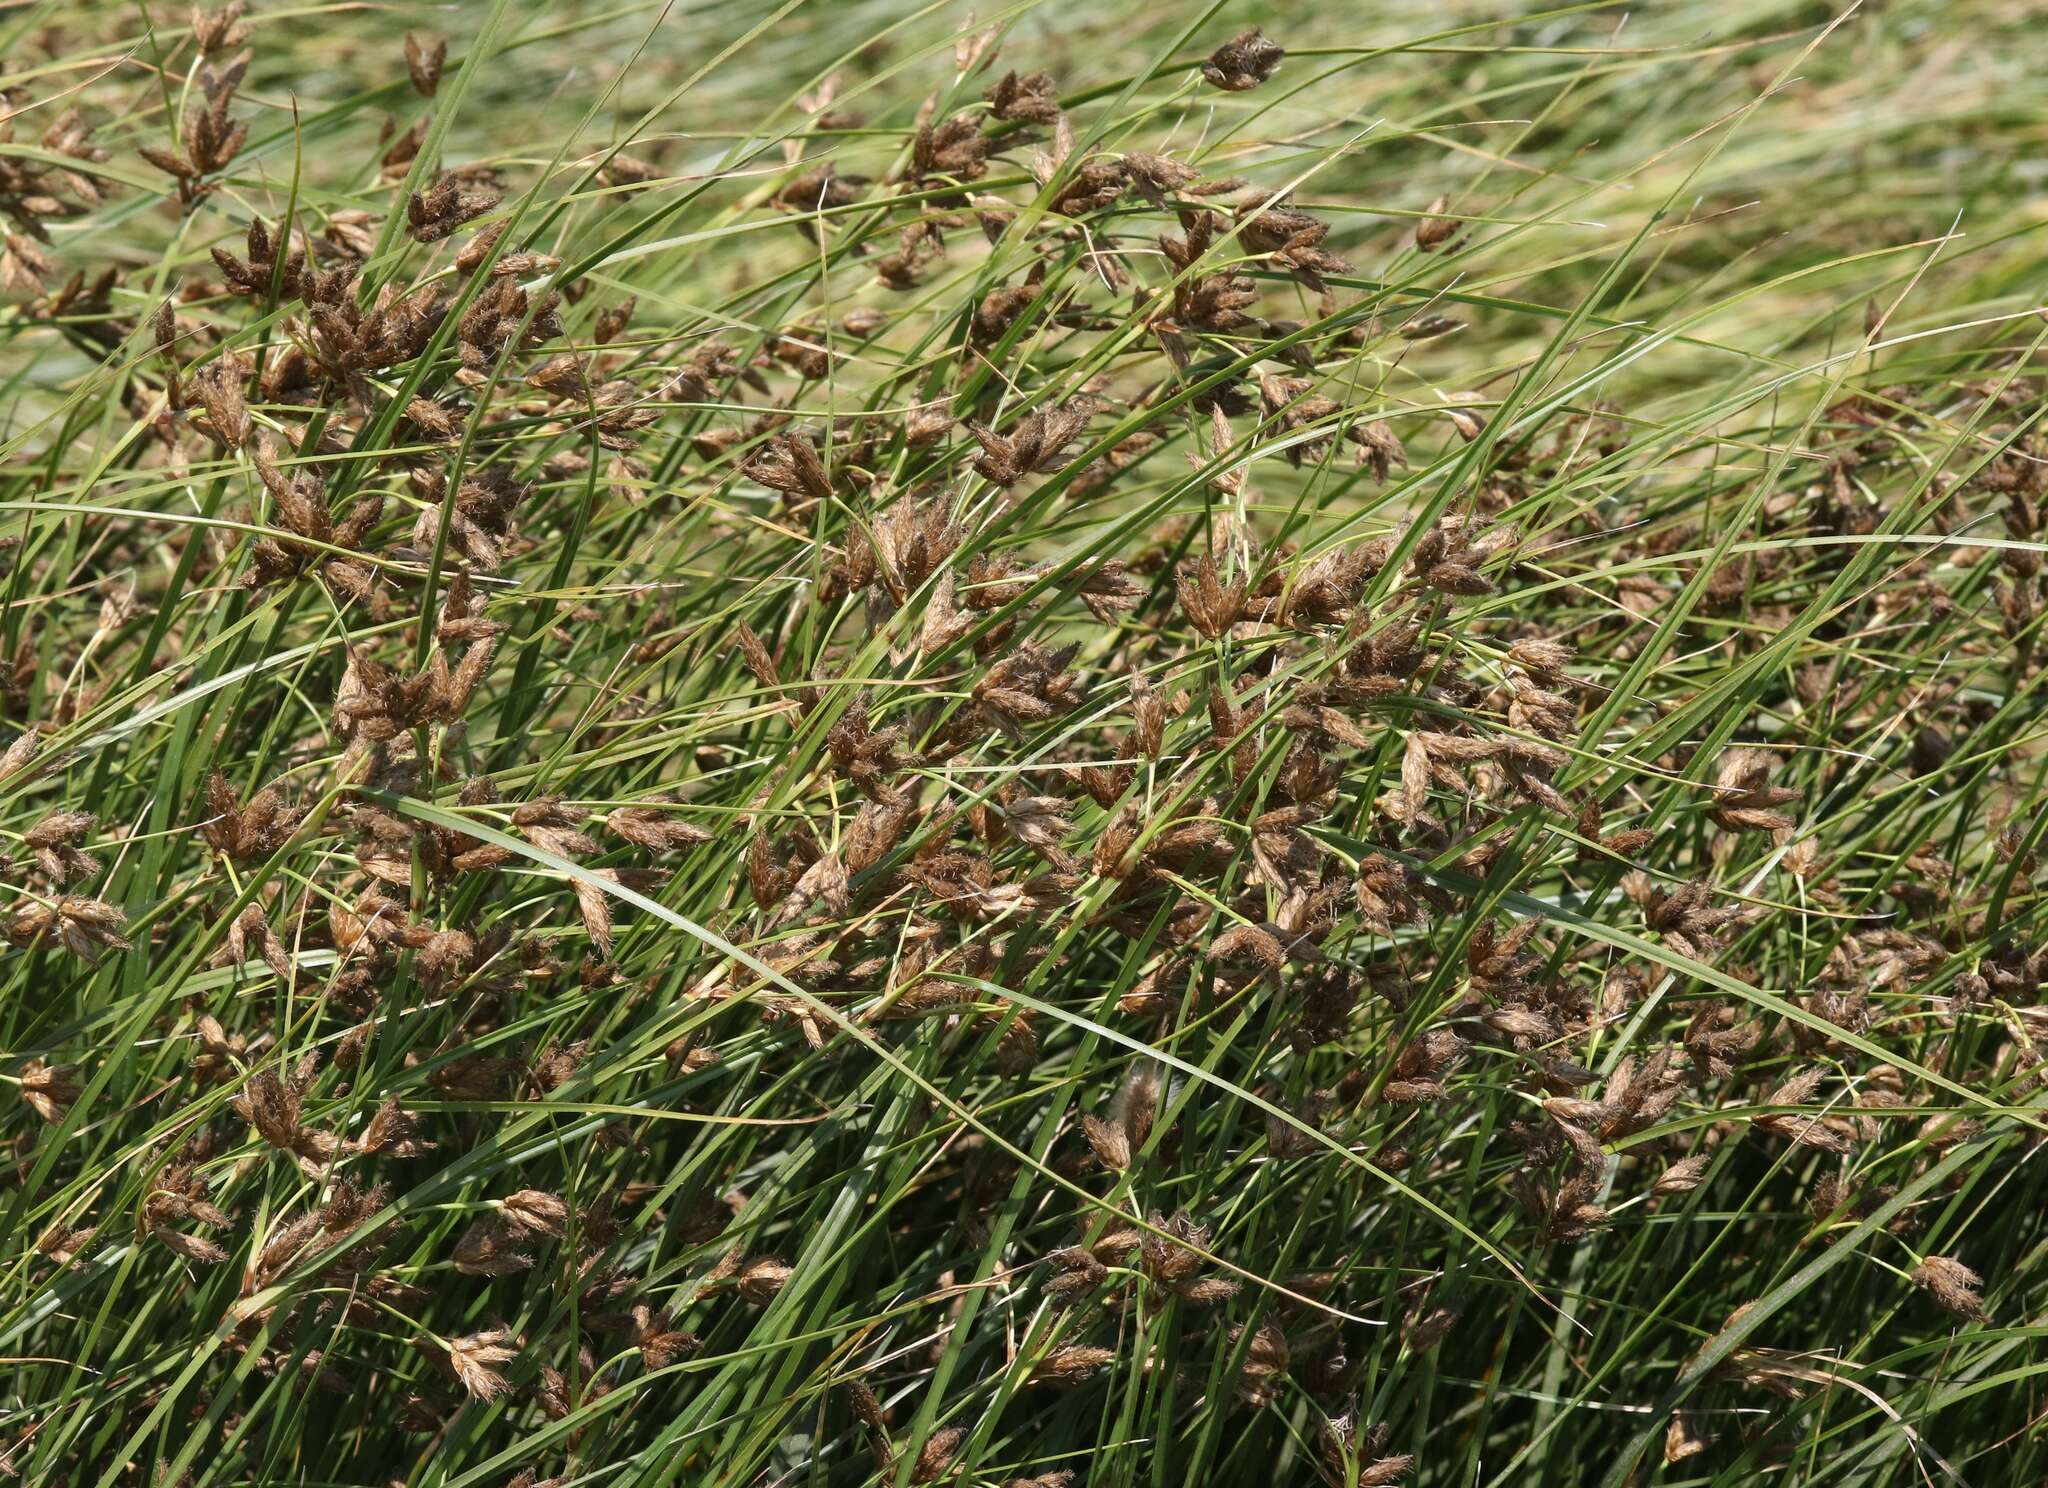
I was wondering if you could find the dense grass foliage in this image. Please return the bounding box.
[3,2,2047,1484]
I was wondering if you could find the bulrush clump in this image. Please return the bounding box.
[1316,1413,1414,1487]
[0,8,2037,1486]
[144,1162,234,1264]
[1236,194,1350,289]
[245,438,383,598]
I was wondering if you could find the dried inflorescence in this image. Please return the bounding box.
[1912,1255,1988,1321]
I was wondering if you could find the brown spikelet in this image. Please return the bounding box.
[36,1219,98,1268]
[1912,1255,1987,1321]
[1414,195,1460,252]
[1665,1411,1712,1464]
[985,70,1062,125]
[404,32,447,97]
[744,432,836,510]
[408,174,501,244]
[965,403,1092,487]
[573,871,618,955]
[911,1425,966,1483]
[442,1326,519,1399]
[1030,1344,1116,1387]
[501,1189,570,1240]
[738,1255,793,1303]
[1202,29,1284,91]
[17,1058,81,1124]
[606,805,714,852]
[154,1227,231,1265]
[1651,1152,1712,1197]
[734,622,781,690]
[192,3,251,56]
[453,1215,534,1276]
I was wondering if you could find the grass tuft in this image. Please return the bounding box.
[1,2,2046,1485]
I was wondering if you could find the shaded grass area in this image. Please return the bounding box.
[2,1,2047,1485]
